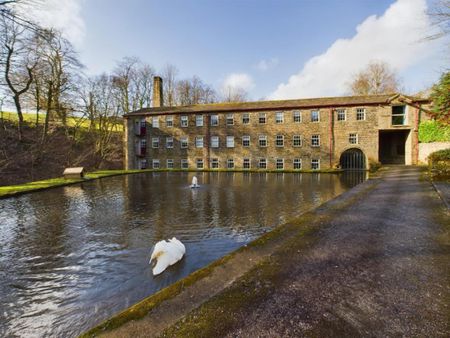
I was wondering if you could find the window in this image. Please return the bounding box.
[311,110,320,122]
[140,159,147,169]
[276,158,284,170]
[181,159,188,169]
[275,111,284,123]
[211,114,219,126]
[258,158,267,169]
[140,139,147,148]
[226,136,234,148]
[181,115,188,127]
[195,136,204,148]
[293,110,301,123]
[243,158,251,169]
[311,159,320,170]
[311,134,320,147]
[259,112,266,124]
[227,158,234,169]
[356,108,365,121]
[293,158,302,170]
[392,106,406,125]
[196,159,204,169]
[167,159,174,169]
[196,115,204,127]
[242,135,250,147]
[152,116,159,128]
[337,109,346,121]
[276,134,284,147]
[152,137,159,148]
[242,113,250,124]
[166,116,173,127]
[349,133,358,144]
[259,135,267,147]
[293,135,302,147]
[226,113,234,125]
[210,158,219,169]
[211,136,219,148]
[166,137,174,148]
[152,159,160,169]
[180,137,188,149]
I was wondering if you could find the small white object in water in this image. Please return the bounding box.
[190,176,199,188]
[149,238,186,275]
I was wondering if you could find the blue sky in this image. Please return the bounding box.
[30,0,450,100]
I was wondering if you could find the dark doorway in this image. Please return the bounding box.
[340,148,366,170]
[379,130,409,164]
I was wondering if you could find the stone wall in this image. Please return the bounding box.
[418,142,450,164]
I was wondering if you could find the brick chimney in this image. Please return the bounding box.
[152,76,164,108]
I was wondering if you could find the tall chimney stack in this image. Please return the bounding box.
[152,76,163,108]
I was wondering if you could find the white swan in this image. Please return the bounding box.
[190,176,199,188]
[149,237,186,275]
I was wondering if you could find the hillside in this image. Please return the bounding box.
[0,120,123,186]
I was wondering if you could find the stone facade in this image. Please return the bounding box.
[124,93,431,171]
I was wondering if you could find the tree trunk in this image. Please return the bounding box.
[43,81,53,141]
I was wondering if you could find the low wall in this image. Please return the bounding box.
[418,142,450,164]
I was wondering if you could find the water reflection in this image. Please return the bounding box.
[0,171,366,337]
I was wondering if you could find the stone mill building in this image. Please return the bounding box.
[123,77,431,171]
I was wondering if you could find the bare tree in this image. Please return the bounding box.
[348,61,401,96]
[176,76,217,105]
[221,85,248,103]
[428,0,450,39]
[162,64,178,107]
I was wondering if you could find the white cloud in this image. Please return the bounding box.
[269,0,441,99]
[255,58,279,71]
[222,73,255,92]
[16,0,86,47]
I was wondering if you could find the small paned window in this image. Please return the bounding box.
[226,136,235,148]
[211,114,219,126]
[337,109,346,121]
[211,136,219,148]
[349,133,358,144]
[152,116,159,128]
[211,158,219,169]
[259,158,267,169]
[166,137,174,148]
[152,137,159,148]
[166,116,173,127]
[181,159,188,169]
[293,158,302,170]
[275,111,284,124]
[243,158,251,169]
[196,115,204,127]
[311,134,320,147]
[311,110,320,122]
[242,113,250,124]
[226,114,234,125]
[356,108,366,121]
[227,158,234,169]
[259,135,267,147]
[293,135,302,147]
[152,159,160,169]
[392,106,406,125]
[196,159,204,169]
[259,113,266,124]
[311,159,320,170]
[195,136,204,148]
[276,135,284,147]
[180,137,188,149]
[293,110,301,123]
[181,115,188,127]
[242,135,250,147]
[276,158,284,170]
[167,159,174,169]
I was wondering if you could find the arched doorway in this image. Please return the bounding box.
[340,148,366,170]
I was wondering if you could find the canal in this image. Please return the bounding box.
[0,171,366,337]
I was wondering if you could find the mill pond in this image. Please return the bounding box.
[0,171,366,337]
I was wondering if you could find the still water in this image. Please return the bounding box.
[0,171,366,337]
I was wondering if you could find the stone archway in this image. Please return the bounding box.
[340,148,366,170]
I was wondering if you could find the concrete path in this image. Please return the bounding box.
[160,166,450,337]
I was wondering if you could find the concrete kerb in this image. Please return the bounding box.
[79,176,380,338]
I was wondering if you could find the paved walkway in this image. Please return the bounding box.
[159,166,450,337]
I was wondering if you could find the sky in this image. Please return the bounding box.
[25,0,449,100]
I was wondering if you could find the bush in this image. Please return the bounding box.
[419,120,450,143]
[428,148,450,178]
[428,148,450,162]
[368,158,382,173]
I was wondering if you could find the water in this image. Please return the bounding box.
[0,171,366,337]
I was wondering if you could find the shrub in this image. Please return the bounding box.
[419,120,450,143]
[428,148,450,178]
[368,158,382,173]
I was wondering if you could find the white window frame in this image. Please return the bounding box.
[210,158,219,169]
[166,137,174,148]
[211,136,219,148]
[242,113,250,124]
[311,159,320,170]
[349,133,358,144]
[259,135,267,147]
[227,158,234,169]
[226,136,235,148]
[258,158,267,169]
[293,135,302,147]
[181,159,188,169]
[152,116,159,128]
[275,111,284,124]
[195,136,204,148]
[242,135,250,147]
[276,158,284,170]
[275,134,284,147]
[243,158,251,169]
[336,109,346,121]
[181,115,189,127]
[166,115,174,127]
[259,112,266,124]
[152,137,159,148]
[311,134,320,147]
[140,159,147,169]
[311,110,320,122]
[167,159,174,169]
[226,113,234,126]
[356,108,366,121]
[392,105,406,125]
[196,114,204,127]
[152,159,160,169]
[293,110,302,123]
[196,158,204,169]
[293,158,302,170]
[180,137,188,149]
[211,114,219,126]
